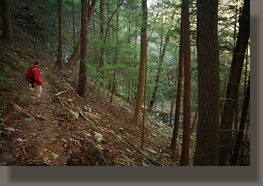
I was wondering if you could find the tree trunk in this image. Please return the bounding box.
[170,21,184,153]
[180,0,191,166]
[233,0,238,46]
[66,0,96,69]
[244,48,249,95]
[219,0,250,166]
[66,41,81,69]
[133,0,147,125]
[191,108,198,133]
[98,0,105,78]
[230,76,250,166]
[193,0,220,166]
[77,0,97,96]
[169,96,175,126]
[72,0,76,48]
[0,0,14,43]
[149,36,163,109]
[77,0,88,96]
[169,58,179,126]
[110,0,119,103]
[141,56,147,149]
[56,0,63,67]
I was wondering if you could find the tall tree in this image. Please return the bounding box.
[77,0,97,96]
[110,0,119,103]
[231,76,250,166]
[170,21,184,152]
[133,0,147,124]
[72,0,76,48]
[98,0,105,78]
[0,0,14,43]
[193,0,220,165]
[219,0,250,166]
[66,0,97,69]
[56,0,63,67]
[180,0,191,166]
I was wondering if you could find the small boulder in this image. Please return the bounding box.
[69,109,79,119]
[146,148,157,155]
[94,132,104,143]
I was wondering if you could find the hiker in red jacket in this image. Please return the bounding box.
[30,61,42,102]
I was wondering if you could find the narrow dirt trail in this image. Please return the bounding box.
[17,60,71,165]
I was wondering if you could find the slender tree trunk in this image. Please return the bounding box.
[93,12,98,65]
[128,9,131,102]
[98,0,105,78]
[193,0,220,166]
[219,0,250,166]
[10,0,14,33]
[110,0,119,103]
[244,48,249,95]
[133,18,138,105]
[133,0,147,125]
[56,0,63,67]
[0,0,14,43]
[170,21,184,153]
[66,0,96,69]
[180,0,191,166]
[169,96,175,125]
[141,57,147,149]
[230,76,250,165]
[191,108,198,133]
[233,1,238,46]
[150,36,163,109]
[72,0,76,48]
[66,41,81,69]
[169,58,179,126]
[77,0,97,96]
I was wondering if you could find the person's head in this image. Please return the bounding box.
[34,61,39,67]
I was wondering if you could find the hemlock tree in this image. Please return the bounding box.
[98,0,104,79]
[193,0,220,165]
[170,11,184,153]
[231,76,250,166]
[219,0,250,166]
[133,0,147,125]
[110,0,119,103]
[0,0,14,43]
[77,0,97,96]
[66,0,97,69]
[180,0,191,166]
[56,0,63,67]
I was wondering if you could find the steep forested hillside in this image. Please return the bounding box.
[0,0,250,166]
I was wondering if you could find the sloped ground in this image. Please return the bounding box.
[0,33,196,166]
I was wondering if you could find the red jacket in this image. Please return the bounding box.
[31,65,42,85]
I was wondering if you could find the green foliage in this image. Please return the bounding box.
[1,130,11,139]
[50,94,60,103]
[0,75,15,91]
[53,106,67,117]
[0,46,23,91]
